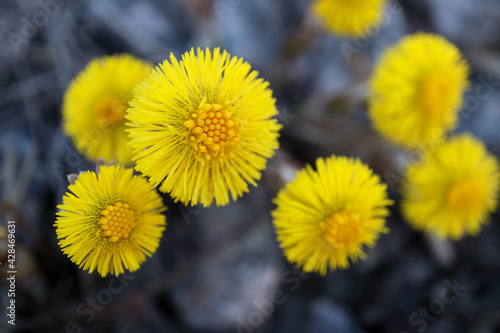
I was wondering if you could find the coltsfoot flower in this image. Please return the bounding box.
[127,48,281,207]
[311,0,388,38]
[63,54,152,164]
[369,33,469,149]
[402,134,500,240]
[55,164,166,276]
[272,155,393,275]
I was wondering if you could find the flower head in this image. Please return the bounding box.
[402,134,500,240]
[55,165,166,276]
[369,33,469,149]
[311,0,388,38]
[272,155,393,275]
[127,48,281,207]
[63,54,152,164]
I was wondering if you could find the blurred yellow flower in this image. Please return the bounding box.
[127,47,281,207]
[63,54,152,164]
[272,155,393,275]
[311,0,388,38]
[55,165,166,277]
[369,33,469,149]
[402,134,500,240]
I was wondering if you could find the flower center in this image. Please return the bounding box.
[99,202,135,242]
[184,102,243,160]
[446,179,482,209]
[322,210,362,248]
[419,76,449,121]
[95,94,128,128]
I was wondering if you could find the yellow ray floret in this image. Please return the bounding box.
[402,134,500,240]
[312,0,388,38]
[63,54,152,164]
[272,155,393,275]
[369,33,470,149]
[55,165,166,277]
[126,47,281,207]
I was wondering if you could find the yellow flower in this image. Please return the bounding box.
[369,33,470,149]
[272,155,393,275]
[402,134,500,240]
[127,48,281,207]
[311,0,388,38]
[63,54,152,164]
[55,165,166,277]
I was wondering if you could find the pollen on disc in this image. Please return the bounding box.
[100,202,135,242]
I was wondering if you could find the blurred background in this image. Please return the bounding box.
[1,0,500,332]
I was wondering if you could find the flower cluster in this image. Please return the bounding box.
[55,11,500,278]
[366,33,500,241]
[57,48,281,275]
